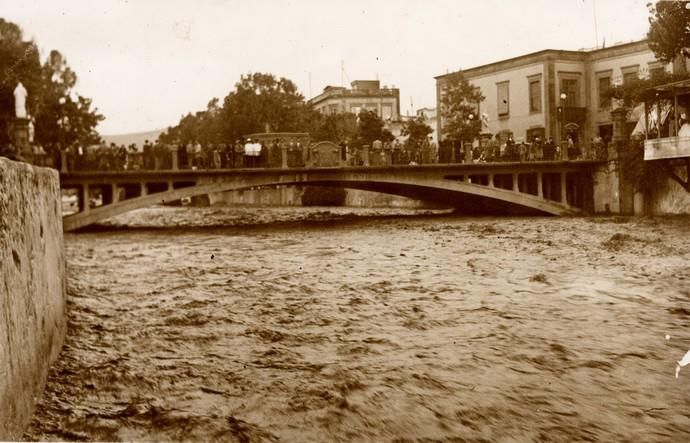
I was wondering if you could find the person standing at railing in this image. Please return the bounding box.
[429,137,438,164]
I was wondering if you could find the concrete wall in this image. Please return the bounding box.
[647,176,690,214]
[0,158,66,439]
[592,161,622,214]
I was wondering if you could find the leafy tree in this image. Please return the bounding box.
[0,19,103,151]
[403,116,432,149]
[0,19,42,145]
[356,110,393,147]
[647,1,690,67]
[440,71,484,143]
[220,72,312,141]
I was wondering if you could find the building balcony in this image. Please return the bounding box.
[644,136,690,160]
[557,106,587,124]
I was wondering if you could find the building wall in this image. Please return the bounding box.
[589,51,670,132]
[465,62,547,141]
[0,158,66,440]
[436,40,669,147]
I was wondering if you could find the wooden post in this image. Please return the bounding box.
[141,182,148,196]
[488,174,494,187]
[560,172,567,205]
[537,172,543,198]
[512,173,519,191]
[112,183,119,203]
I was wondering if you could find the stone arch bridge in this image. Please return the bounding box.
[60,161,601,231]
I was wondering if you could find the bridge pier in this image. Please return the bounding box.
[79,183,90,213]
[140,182,148,196]
[488,174,494,187]
[512,173,518,191]
[537,173,543,198]
[560,172,567,204]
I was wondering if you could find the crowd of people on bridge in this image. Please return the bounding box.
[3,129,608,173]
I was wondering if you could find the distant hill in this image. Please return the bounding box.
[100,129,166,148]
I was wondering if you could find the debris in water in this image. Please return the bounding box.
[675,350,690,379]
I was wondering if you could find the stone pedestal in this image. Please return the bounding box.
[9,118,30,160]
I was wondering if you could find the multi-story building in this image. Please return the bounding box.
[309,80,401,121]
[435,39,675,146]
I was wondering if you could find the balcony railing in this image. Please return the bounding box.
[644,136,690,160]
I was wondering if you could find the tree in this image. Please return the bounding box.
[0,20,103,151]
[647,1,690,68]
[440,71,484,143]
[309,112,358,144]
[356,110,393,147]
[403,117,433,149]
[220,72,312,141]
[0,19,42,145]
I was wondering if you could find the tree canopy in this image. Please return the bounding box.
[439,71,484,142]
[159,73,396,148]
[647,1,690,65]
[0,19,103,150]
[402,116,433,148]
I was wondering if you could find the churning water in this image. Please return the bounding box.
[25,207,690,442]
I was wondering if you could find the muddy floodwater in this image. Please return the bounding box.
[25,207,690,442]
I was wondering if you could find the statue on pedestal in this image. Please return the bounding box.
[14,82,28,119]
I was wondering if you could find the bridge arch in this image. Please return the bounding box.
[62,168,583,231]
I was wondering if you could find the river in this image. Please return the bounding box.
[24,207,690,442]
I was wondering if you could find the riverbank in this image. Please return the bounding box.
[0,158,66,440]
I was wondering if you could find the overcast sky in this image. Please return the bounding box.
[4,0,651,135]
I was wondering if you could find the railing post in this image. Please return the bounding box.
[363,145,370,167]
[281,145,288,169]
[537,172,543,198]
[560,172,567,204]
[171,146,179,170]
[60,150,68,173]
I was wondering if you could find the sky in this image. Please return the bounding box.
[3,0,652,135]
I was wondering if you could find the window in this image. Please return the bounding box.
[623,71,638,84]
[328,104,338,115]
[529,78,542,113]
[382,104,393,120]
[622,65,640,85]
[598,76,611,109]
[497,82,509,117]
[560,78,579,106]
[350,104,362,115]
[649,63,665,79]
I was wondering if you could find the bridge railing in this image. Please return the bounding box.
[53,141,607,173]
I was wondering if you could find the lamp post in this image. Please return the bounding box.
[557,92,567,160]
[464,112,474,163]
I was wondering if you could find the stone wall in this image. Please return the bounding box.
[647,176,690,215]
[0,158,66,439]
